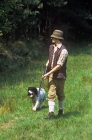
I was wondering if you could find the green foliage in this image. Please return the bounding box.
[47,0,67,7]
[0,0,92,42]
[0,40,45,73]
[0,31,3,36]
[61,0,92,40]
[27,39,45,59]
[22,0,40,5]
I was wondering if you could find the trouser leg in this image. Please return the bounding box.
[44,75,56,119]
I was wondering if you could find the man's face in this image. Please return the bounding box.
[51,38,57,44]
[51,38,60,44]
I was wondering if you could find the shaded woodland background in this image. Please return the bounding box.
[0,0,92,73]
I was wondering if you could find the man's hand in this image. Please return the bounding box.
[42,73,49,79]
[42,65,61,79]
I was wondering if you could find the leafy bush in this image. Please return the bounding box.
[0,40,46,73]
[27,39,45,59]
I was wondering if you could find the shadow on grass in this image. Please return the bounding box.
[56,111,80,119]
[63,111,80,118]
[36,105,48,111]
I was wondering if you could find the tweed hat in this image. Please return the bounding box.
[51,30,64,40]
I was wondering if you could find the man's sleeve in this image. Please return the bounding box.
[57,49,68,66]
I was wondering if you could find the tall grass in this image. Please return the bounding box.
[0,43,92,140]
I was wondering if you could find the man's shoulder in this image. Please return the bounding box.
[49,45,54,51]
[61,48,68,56]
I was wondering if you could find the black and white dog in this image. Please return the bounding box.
[28,87,46,111]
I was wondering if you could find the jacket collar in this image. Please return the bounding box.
[53,43,62,49]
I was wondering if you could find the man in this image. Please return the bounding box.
[42,29,68,119]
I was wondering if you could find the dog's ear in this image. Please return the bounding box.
[28,87,31,91]
[28,87,37,95]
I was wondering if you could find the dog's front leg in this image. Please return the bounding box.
[32,98,40,111]
[32,106,36,111]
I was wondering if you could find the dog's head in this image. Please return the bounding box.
[28,87,37,98]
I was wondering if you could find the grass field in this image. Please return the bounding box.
[0,42,92,140]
